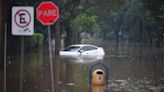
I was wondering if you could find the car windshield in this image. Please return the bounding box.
[63,46,80,52]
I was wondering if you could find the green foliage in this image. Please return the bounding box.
[106,0,156,42]
[70,13,101,35]
[27,33,44,48]
[121,0,146,39]
[84,0,128,40]
[31,33,44,44]
[158,5,164,31]
[60,0,128,46]
[142,0,164,16]
[143,0,164,32]
[86,0,128,16]
[143,0,164,47]
[107,30,115,39]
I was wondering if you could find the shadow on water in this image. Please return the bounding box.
[5,44,164,92]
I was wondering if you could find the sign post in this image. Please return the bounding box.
[47,25,54,92]
[12,6,34,92]
[36,1,59,92]
[4,23,7,92]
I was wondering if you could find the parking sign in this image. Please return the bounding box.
[12,7,34,36]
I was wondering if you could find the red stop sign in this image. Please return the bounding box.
[36,1,59,25]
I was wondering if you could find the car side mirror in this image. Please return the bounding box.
[79,50,84,53]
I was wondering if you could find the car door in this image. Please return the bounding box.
[86,46,98,55]
[78,46,88,55]
[79,46,98,55]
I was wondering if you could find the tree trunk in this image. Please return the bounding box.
[65,21,72,47]
[102,30,108,41]
[149,37,153,49]
[77,32,81,44]
[54,22,61,56]
[73,30,80,44]
[139,19,143,62]
[155,34,162,48]
[115,31,120,54]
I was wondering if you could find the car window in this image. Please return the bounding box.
[79,46,97,51]
[79,46,88,51]
[87,46,97,50]
[64,46,80,52]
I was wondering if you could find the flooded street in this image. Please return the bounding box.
[0,0,164,92]
[4,46,164,92]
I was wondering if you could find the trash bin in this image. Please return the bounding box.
[91,69,106,86]
[91,85,105,92]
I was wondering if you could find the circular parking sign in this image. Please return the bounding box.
[14,9,31,28]
[12,7,34,36]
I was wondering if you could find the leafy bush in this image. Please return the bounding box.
[27,33,44,48]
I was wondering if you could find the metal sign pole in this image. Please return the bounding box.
[48,25,55,92]
[20,37,24,92]
[4,23,7,92]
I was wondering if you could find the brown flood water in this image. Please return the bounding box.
[2,46,164,92]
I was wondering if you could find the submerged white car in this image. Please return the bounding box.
[60,44,105,57]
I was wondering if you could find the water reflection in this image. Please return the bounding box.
[60,56,90,92]
[60,55,104,64]
[91,86,106,92]
[54,56,61,92]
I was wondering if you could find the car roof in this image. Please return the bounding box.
[69,44,97,47]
